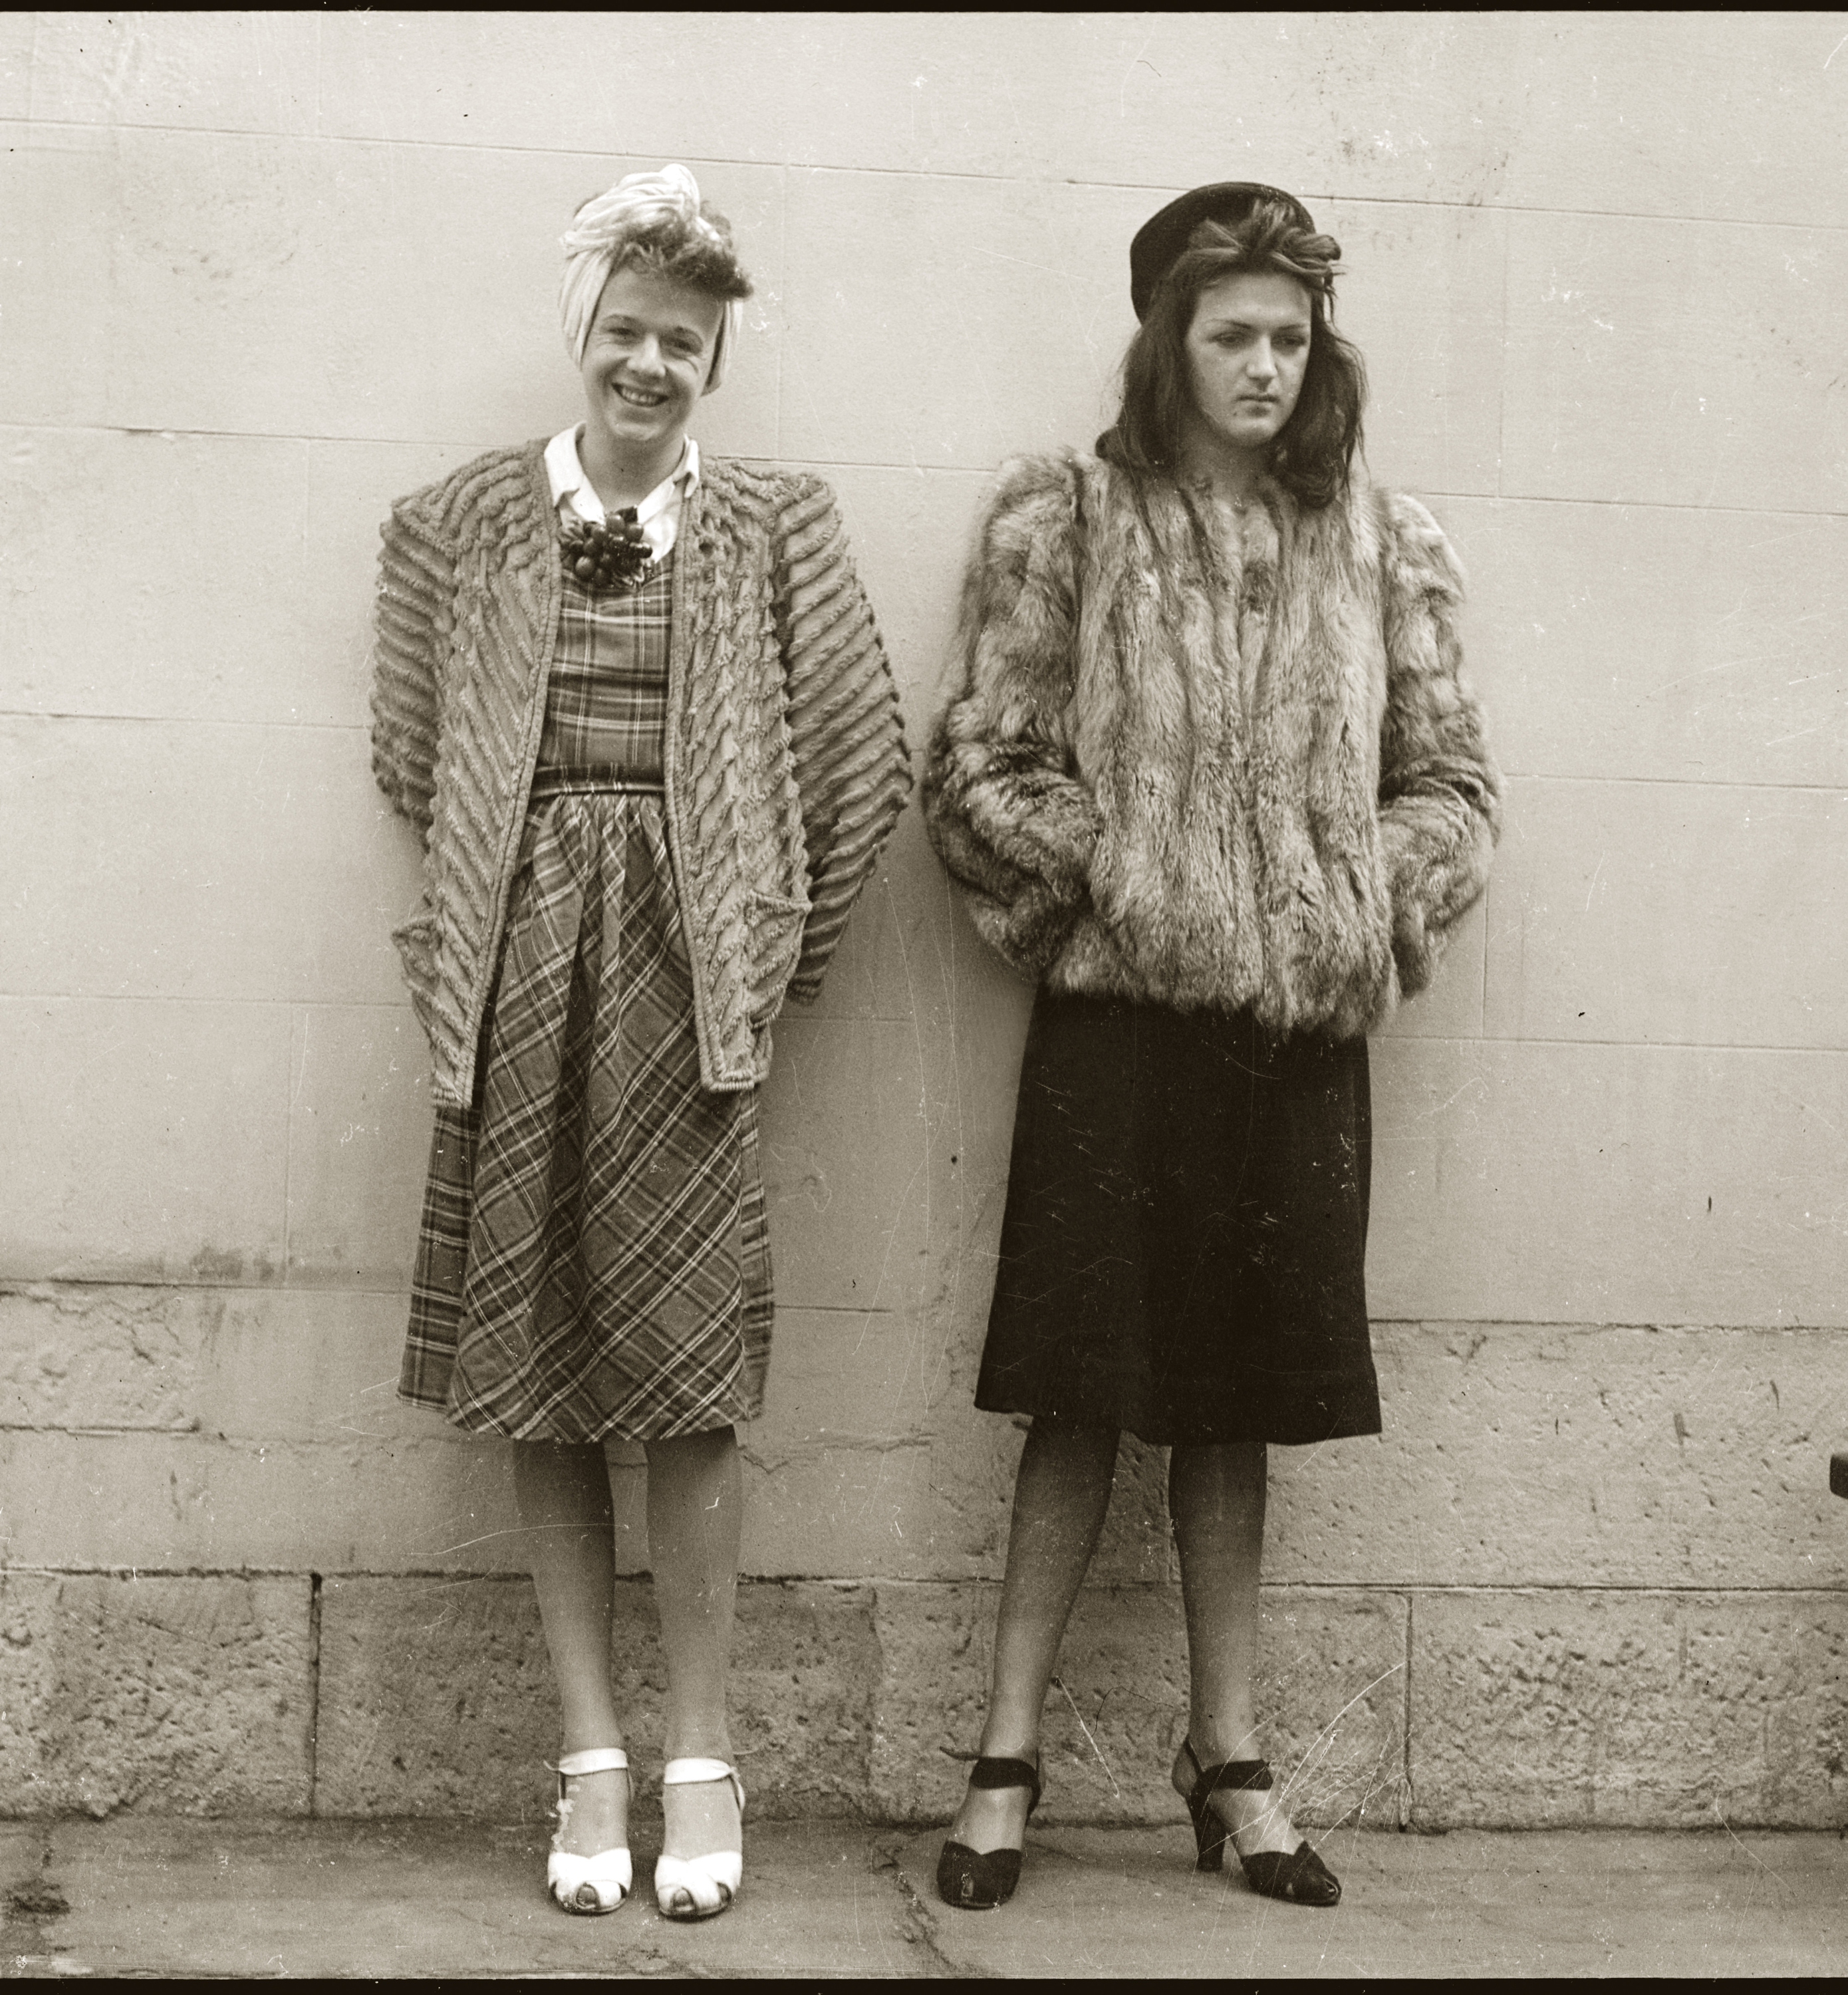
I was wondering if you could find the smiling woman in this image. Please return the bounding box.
[367,164,910,1927]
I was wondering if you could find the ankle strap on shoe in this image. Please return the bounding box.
[662,1757,736,1786]
[968,1756,1040,1794]
[662,1756,745,1819]
[1192,1756,1273,1799]
[557,1747,630,1778]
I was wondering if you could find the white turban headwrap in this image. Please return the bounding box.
[559,164,744,392]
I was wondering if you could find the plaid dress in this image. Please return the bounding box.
[398,552,773,1440]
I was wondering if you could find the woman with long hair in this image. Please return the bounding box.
[370,165,909,1921]
[923,182,1500,1911]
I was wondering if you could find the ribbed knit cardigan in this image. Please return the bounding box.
[924,452,1500,1039]
[370,442,911,1109]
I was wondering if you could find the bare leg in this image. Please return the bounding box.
[1167,1440,1299,1856]
[644,1426,743,1871]
[949,1420,1119,1854]
[513,1440,628,1856]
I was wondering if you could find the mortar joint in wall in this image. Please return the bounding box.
[307,1573,323,1820]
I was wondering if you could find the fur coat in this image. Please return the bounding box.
[923,452,1501,1039]
[370,443,911,1108]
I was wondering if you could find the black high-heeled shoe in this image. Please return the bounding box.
[1178,1741,1341,1907]
[935,1756,1043,1910]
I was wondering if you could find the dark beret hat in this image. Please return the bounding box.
[1129,182,1317,320]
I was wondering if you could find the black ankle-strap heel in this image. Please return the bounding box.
[1180,1742,1341,1907]
[936,1756,1043,1911]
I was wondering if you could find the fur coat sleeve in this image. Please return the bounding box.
[1373,492,1502,997]
[922,454,1105,976]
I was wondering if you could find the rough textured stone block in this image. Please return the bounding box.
[1410,1589,1848,1827]
[315,1575,1400,1827]
[198,1289,418,1446]
[0,1281,429,1448]
[744,1393,952,1581]
[0,1573,311,1817]
[312,1577,557,1820]
[1266,1322,1848,1591]
[868,1583,1406,1829]
[17,1311,1843,1595]
[745,1398,1167,1586]
[0,1283,211,1431]
[315,1575,880,1819]
[0,1281,430,1446]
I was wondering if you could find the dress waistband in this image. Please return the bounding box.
[529,769,665,805]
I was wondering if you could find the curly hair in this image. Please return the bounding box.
[1103,198,1366,509]
[593,199,753,304]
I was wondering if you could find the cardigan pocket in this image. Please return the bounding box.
[390,900,438,988]
[745,887,811,1027]
[390,899,443,1042]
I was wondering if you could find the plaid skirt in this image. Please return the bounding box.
[398,788,771,1441]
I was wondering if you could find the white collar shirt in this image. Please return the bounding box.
[543,426,701,561]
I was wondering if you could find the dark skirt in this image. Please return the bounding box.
[976,990,1381,1447]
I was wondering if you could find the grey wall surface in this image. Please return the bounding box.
[2,10,1845,1829]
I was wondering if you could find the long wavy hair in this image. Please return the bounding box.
[1103,198,1365,509]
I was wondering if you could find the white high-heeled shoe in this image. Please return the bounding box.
[654,1757,745,1920]
[547,1746,632,1915]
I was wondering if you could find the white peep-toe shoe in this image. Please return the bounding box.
[547,1746,632,1915]
[654,1757,745,1920]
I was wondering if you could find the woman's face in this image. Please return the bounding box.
[1183,270,1314,456]
[579,263,725,462]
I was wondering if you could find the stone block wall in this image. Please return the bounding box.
[3,12,1845,1828]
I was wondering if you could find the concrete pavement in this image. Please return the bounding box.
[3,1817,1845,1978]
